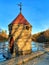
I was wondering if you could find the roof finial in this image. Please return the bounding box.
[18,2,22,13]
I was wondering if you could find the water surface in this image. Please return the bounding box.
[0,42,45,62]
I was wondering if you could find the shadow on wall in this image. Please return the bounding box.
[9,36,20,56]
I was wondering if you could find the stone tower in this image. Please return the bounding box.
[8,12,32,55]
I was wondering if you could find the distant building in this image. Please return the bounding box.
[8,5,32,55]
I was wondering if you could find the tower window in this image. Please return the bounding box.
[26,26,29,30]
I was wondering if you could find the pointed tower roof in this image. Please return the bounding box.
[9,13,31,26]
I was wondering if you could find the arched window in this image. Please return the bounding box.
[26,26,29,30]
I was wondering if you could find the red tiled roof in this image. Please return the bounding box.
[9,13,30,25]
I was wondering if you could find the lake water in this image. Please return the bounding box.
[0,42,8,61]
[0,42,45,62]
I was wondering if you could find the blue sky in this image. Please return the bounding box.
[0,0,49,34]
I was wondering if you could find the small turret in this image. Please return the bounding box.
[8,3,32,55]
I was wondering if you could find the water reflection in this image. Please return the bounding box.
[0,42,9,61]
[0,42,45,62]
[32,42,45,52]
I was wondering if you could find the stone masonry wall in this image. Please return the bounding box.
[9,24,32,55]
